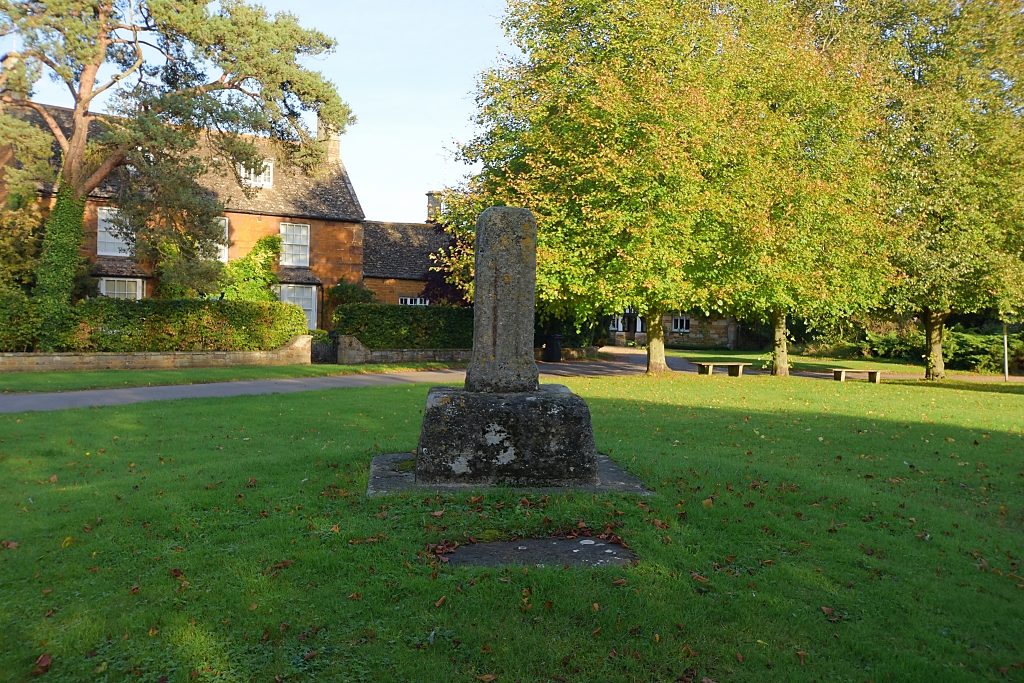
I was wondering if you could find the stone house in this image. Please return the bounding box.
[609,310,739,348]
[361,220,450,305]
[5,104,450,330]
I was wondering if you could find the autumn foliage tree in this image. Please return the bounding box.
[438,0,890,375]
[0,0,353,348]
[847,0,1024,380]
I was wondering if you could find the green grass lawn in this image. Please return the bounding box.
[0,362,465,395]
[669,348,933,375]
[1,374,1022,682]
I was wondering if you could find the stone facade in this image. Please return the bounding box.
[361,276,429,305]
[663,314,738,348]
[0,335,311,373]
[611,314,738,348]
[336,335,471,365]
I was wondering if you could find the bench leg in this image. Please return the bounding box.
[729,365,742,377]
[868,371,881,384]
[833,370,846,381]
[697,365,710,375]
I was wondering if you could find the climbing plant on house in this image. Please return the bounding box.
[0,0,353,348]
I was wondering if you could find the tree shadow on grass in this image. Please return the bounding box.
[890,379,1024,396]
[3,380,1023,681]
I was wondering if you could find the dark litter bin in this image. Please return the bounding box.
[542,334,563,363]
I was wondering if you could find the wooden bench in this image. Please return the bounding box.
[832,368,883,384]
[697,362,751,377]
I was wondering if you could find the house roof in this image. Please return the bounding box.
[277,267,322,285]
[92,257,152,279]
[10,103,364,223]
[362,221,451,281]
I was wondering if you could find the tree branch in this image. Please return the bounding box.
[81,149,128,196]
[0,97,70,154]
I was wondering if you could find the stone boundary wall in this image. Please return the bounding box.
[337,336,598,365]
[0,335,312,373]
[533,346,600,361]
[337,335,472,365]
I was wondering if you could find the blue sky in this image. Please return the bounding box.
[11,0,511,223]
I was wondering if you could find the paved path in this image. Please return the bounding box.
[1,347,1018,414]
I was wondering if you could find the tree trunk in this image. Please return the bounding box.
[770,308,789,377]
[646,309,670,374]
[922,308,949,381]
[32,187,87,351]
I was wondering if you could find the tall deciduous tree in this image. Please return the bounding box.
[847,0,1024,380]
[0,0,353,348]
[438,0,889,375]
[684,1,892,376]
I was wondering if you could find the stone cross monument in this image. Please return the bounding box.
[464,207,540,393]
[415,207,599,487]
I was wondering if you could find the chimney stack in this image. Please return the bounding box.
[426,191,442,223]
[317,117,341,164]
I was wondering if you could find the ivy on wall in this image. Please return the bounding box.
[31,188,86,350]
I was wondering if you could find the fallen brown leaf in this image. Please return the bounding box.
[736,652,743,663]
[612,579,627,586]
[435,595,447,607]
[797,651,807,666]
[303,651,317,661]
[348,593,362,600]
[29,653,52,676]
[474,675,498,682]
[430,509,446,518]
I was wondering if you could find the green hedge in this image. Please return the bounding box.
[0,291,44,352]
[0,298,308,353]
[863,329,1024,373]
[334,303,473,349]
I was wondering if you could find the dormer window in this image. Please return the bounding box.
[239,161,273,189]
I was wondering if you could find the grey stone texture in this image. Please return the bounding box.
[464,207,540,393]
[415,385,599,487]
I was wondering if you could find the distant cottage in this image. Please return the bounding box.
[3,104,447,330]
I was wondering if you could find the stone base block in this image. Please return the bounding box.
[416,385,598,486]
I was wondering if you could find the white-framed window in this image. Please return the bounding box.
[214,216,229,263]
[96,207,131,256]
[99,278,143,300]
[399,297,429,306]
[280,222,310,267]
[278,284,317,329]
[609,315,624,332]
[239,161,273,189]
[672,314,691,333]
[636,316,646,333]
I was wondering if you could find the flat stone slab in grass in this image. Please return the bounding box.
[367,452,649,497]
[446,537,637,568]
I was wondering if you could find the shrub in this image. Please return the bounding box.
[221,235,281,302]
[61,298,308,352]
[0,291,42,352]
[334,303,473,349]
[326,282,375,304]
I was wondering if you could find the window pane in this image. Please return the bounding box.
[101,279,139,299]
[279,284,316,329]
[280,223,310,266]
[97,208,131,256]
[215,217,229,262]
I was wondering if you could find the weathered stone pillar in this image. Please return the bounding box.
[415,206,598,487]
[464,207,540,393]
